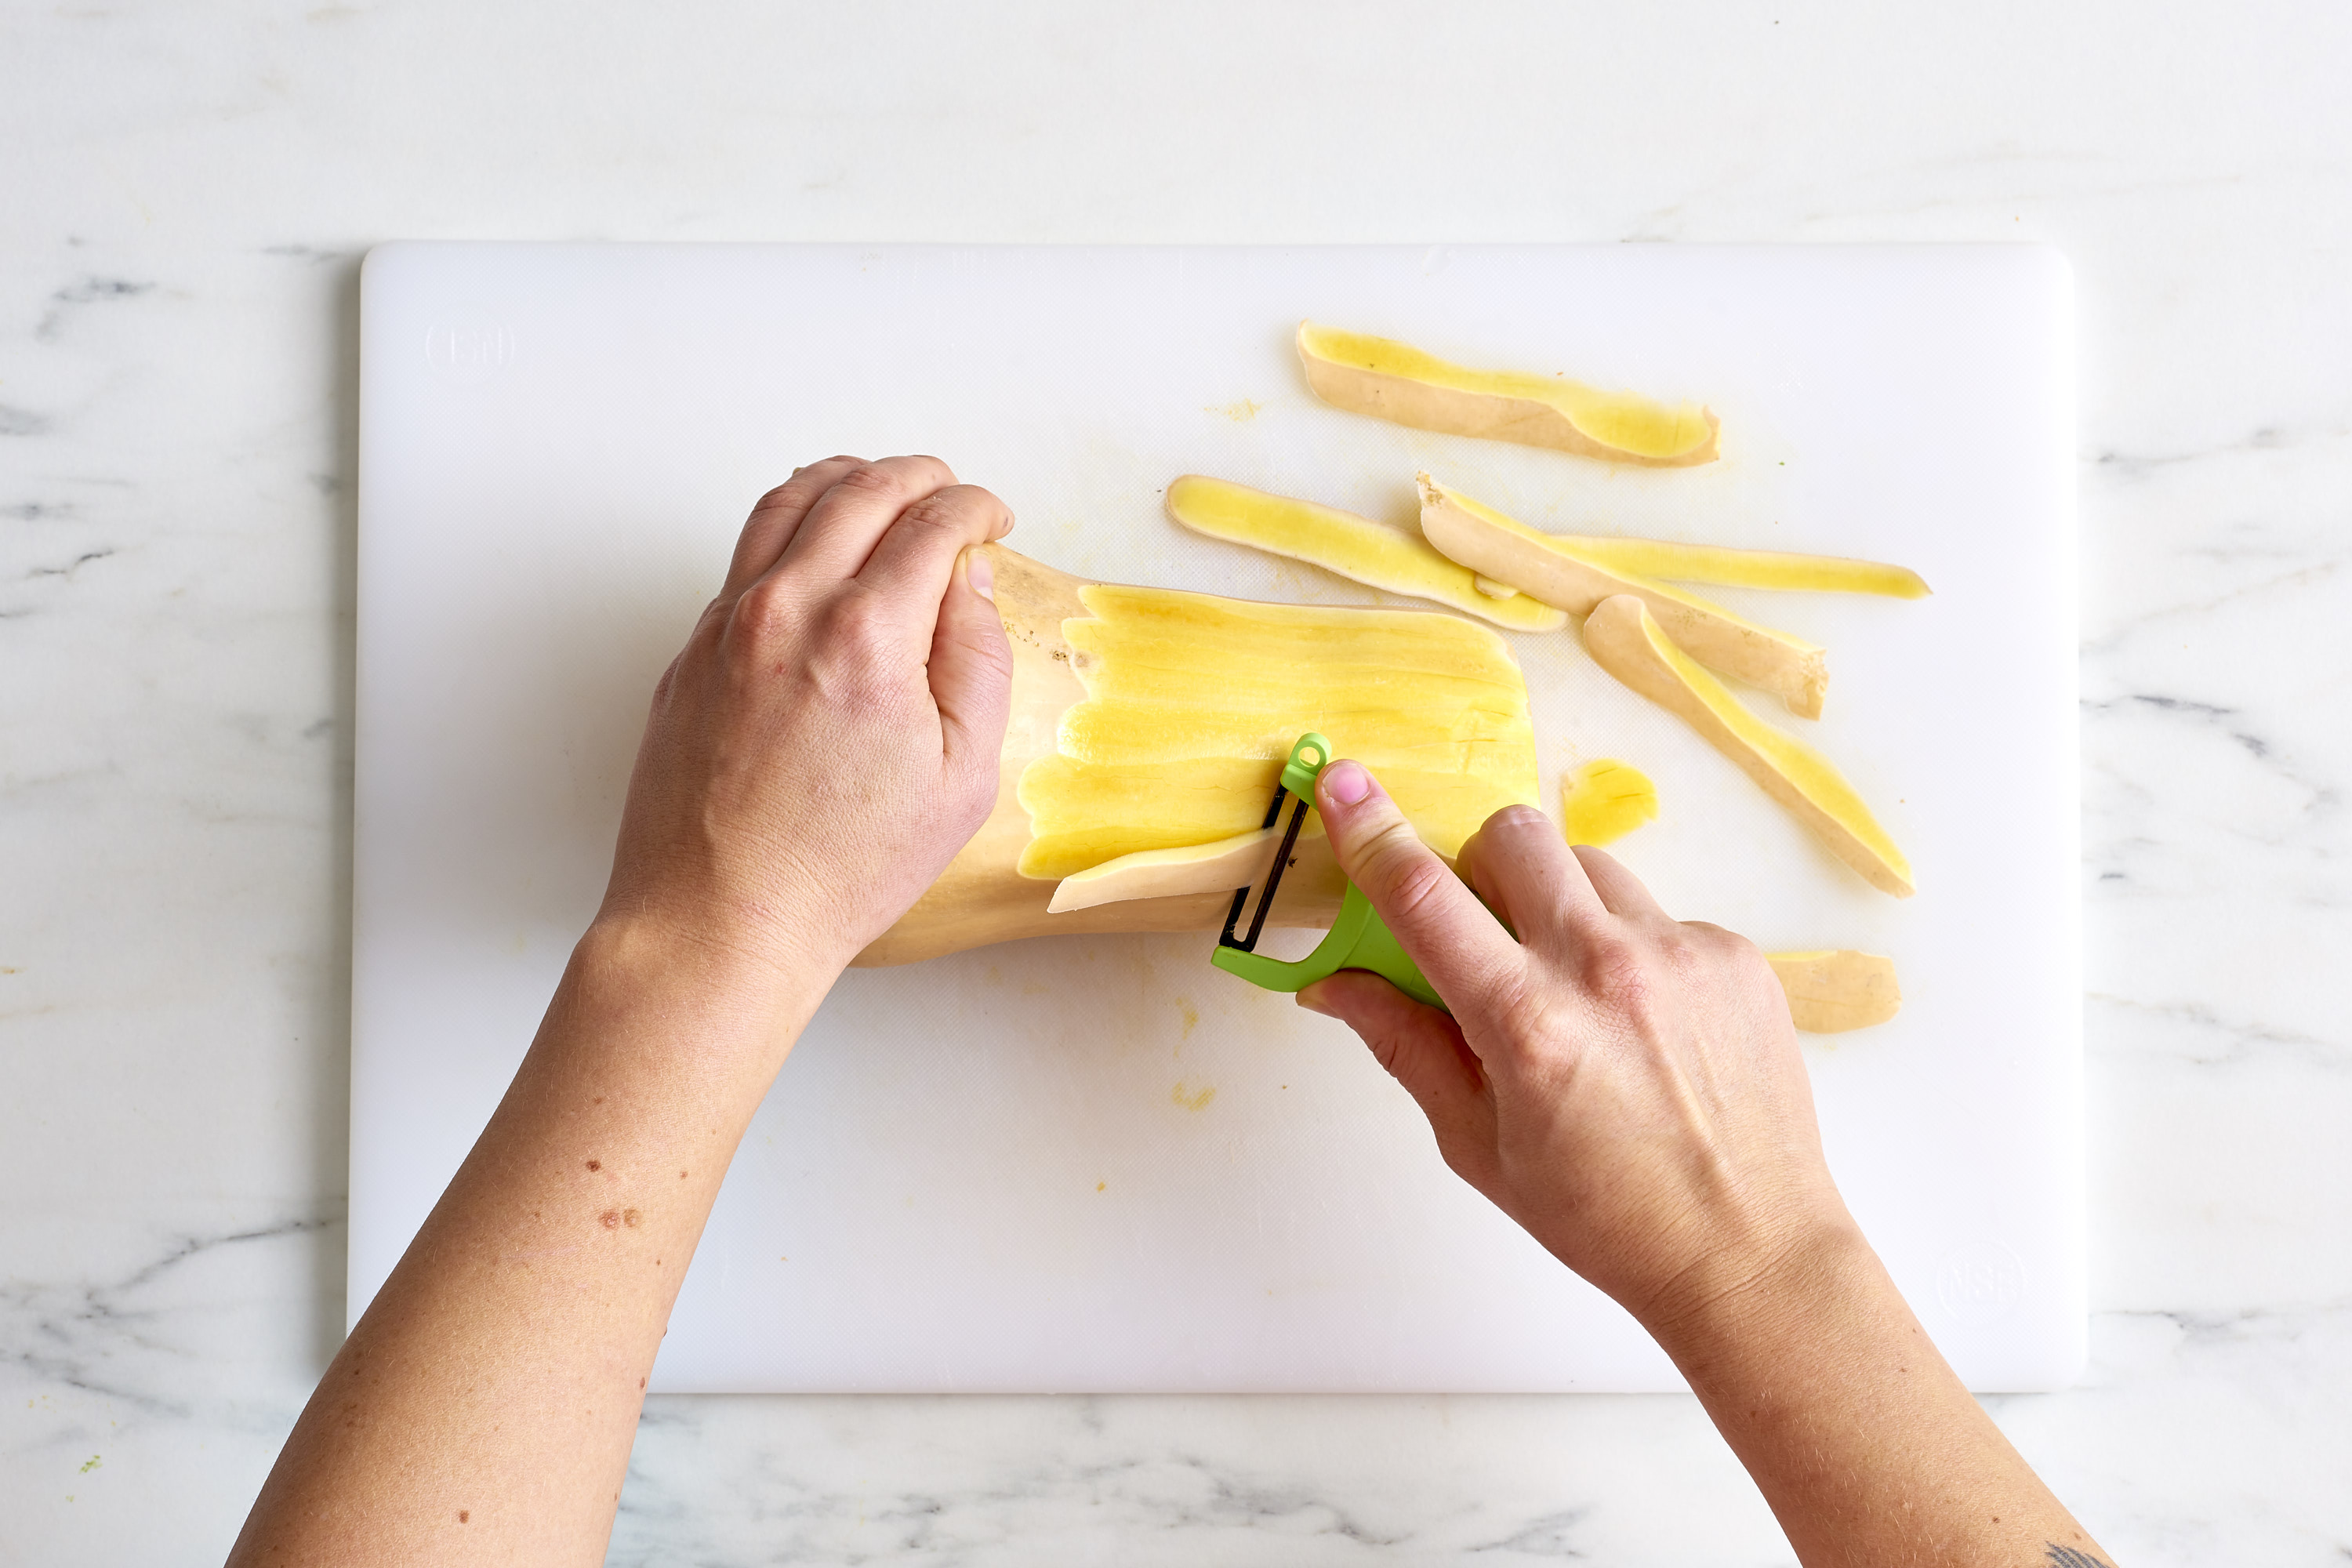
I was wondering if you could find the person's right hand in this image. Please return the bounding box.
[1296,762,1857,1335]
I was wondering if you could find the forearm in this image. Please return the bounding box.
[1656,1223,2110,1568]
[230,917,830,1567]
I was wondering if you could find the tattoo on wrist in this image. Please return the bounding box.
[2047,1544,2114,1568]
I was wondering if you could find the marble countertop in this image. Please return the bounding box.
[4,3,2346,1563]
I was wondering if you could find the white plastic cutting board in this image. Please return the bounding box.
[352,243,2079,1392]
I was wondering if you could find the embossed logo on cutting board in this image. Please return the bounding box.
[424,314,516,384]
[1935,1240,2026,1325]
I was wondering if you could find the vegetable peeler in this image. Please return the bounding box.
[1210,733,1450,1013]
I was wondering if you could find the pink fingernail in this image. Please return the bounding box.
[1323,760,1370,806]
[967,550,995,602]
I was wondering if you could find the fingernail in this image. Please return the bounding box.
[1295,989,1337,1018]
[1323,760,1370,806]
[967,549,995,602]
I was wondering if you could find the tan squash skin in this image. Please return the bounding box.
[853,545,1347,967]
[1047,826,1309,914]
[1768,949,1903,1033]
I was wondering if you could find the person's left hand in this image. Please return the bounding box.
[596,454,1014,984]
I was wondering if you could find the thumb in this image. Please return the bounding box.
[930,546,1014,789]
[1299,971,1498,1187]
[1315,759,1522,1008]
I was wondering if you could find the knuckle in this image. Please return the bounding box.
[649,653,684,707]
[753,458,855,513]
[1577,931,1659,1014]
[836,461,910,500]
[1490,802,1551,837]
[895,490,972,538]
[731,577,800,641]
[818,590,897,654]
[1483,971,1570,1068]
[1367,833,1448,920]
[1691,920,1761,961]
[1671,922,1764,997]
[752,479,805,514]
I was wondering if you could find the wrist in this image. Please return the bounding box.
[575,905,846,1031]
[1641,1210,1889,1381]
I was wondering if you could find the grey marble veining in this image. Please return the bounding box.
[4,2,2350,1563]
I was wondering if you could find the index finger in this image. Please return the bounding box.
[855,481,1014,612]
[1454,805,1613,951]
[1313,760,1526,1017]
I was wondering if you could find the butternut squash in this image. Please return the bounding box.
[855,546,1540,965]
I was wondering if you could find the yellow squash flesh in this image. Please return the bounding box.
[1419,474,1830,719]
[855,545,1540,965]
[1560,759,1659,848]
[1297,321,1719,466]
[1768,950,1903,1033]
[1551,537,1930,599]
[1581,595,1913,898]
[1024,585,1537,877]
[1165,474,1567,633]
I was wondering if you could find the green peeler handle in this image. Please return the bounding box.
[1210,735,1449,1014]
[1213,882,1447,1012]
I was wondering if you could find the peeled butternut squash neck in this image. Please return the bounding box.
[855,545,1540,966]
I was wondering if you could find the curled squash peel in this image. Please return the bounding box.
[1165,474,1566,632]
[1768,950,1903,1033]
[1419,474,1831,719]
[1556,536,1929,600]
[1581,594,1913,898]
[1297,322,1719,466]
[1047,825,1319,914]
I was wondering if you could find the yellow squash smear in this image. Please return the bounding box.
[1552,536,1929,599]
[1561,759,1659,847]
[1018,586,1538,879]
[1165,474,1566,633]
[1300,322,1715,463]
[1636,612,1911,892]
